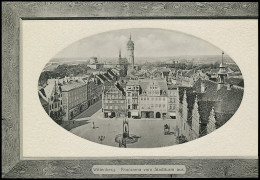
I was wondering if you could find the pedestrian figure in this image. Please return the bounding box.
[164,124,170,135]
[92,122,95,129]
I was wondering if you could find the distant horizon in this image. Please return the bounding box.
[53,28,223,59]
[52,54,225,59]
[50,54,234,64]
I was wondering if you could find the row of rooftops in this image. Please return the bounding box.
[179,78,243,128]
[103,75,243,126]
[39,68,118,97]
[104,77,178,97]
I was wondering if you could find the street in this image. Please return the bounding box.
[74,100,102,119]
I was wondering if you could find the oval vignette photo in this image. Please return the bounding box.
[38,28,244,148]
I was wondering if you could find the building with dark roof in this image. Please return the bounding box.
[174,52,244,141]
[176,76,243,141]
[102,82,126,118]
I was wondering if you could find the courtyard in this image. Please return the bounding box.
[70,109,178,148]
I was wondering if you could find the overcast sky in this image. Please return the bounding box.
[54,28,222,58]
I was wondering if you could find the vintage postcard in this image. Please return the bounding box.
[2,2,258,178]
[22,19,258,159]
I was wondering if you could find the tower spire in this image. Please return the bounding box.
[217,51,227,90]
[222,51,224,65]
[130,33,131,40]
[119,48,121,58]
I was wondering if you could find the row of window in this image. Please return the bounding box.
[105,94,124,99]
[70,93,87,100]
[127,99,138,104]
[168,91,177,96]
[49,100,62,110]
[141,97,166,101]
[169,105,176,110]
[169,98,176,103]
[105,106,124,110]
[128,104,138,109]
[50,93,62,101]
[143,90,161,96]
[127,92,138,97]
[149,85,159,90]
[104,100,125,104]
[141,104,166,109]
[126,86,139,90]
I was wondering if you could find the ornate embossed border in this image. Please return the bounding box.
[2,2,258,178]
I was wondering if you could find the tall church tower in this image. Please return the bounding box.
[127,34,134,69]
[217,51,227,90]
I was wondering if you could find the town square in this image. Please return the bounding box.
[38,29,244,148]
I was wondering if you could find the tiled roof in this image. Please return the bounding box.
[61,81,86,91]
[226,77,244,87]
[43,83,55,99]
[39,93,48,106]
[115,82,126,96]
[210,69,219,74]
[39,88,46,98]
[229,72,242,76]
[97,74,107,82]
[194,78,243,112]
[178,87,193,104]
[215,112,234,128]
[183,69,196,77]
[103,82,126,96]
[167,84,178,90]
[107,69,116,77]
[198,101,215,125]
[226,67,234,73]
[179,77,243,131]
[104,73,112,80]
[215,85,244,113]
[192,79,219,101]
[139,79,168,96]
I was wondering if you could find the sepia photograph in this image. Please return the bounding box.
[2,2,258,178]
[38,28,244,148]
